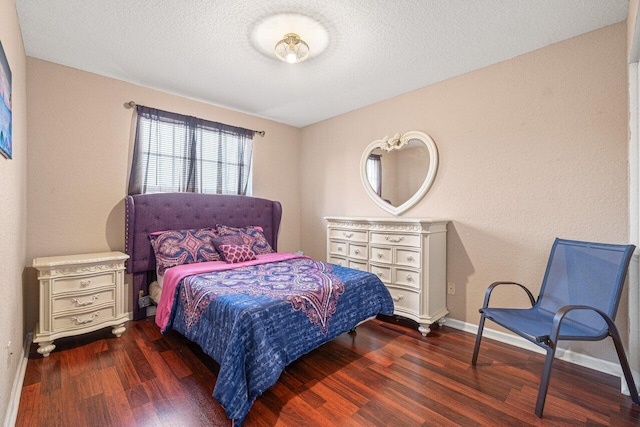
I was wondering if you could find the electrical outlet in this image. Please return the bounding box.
[447,282,456,295]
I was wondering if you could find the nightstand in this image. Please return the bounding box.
[32,251,129,357]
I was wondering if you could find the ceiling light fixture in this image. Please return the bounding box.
[275,33,310,64]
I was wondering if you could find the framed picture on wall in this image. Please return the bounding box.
[0,38,12,160]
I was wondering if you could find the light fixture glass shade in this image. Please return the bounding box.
[275,33,310,64]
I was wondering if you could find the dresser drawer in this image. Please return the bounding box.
[348,260,368,271]
[329,256,347,267]
[370,232,420,248]
[52,288,115,314]
[349,244,367,260]
[370,246,392,264]
[52,272,115,294]
[396,249,421,268]
[386,286,419,315]
[329,229,368,243]
[52,305,116,332]
[329,241,347,256]
[394,268,421,289]
[370,264,391,283]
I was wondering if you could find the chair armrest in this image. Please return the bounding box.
[545,305,614,345]
[481,281,536,309]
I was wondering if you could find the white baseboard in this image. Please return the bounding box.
[445,318,624,380]
[4,333,32,427]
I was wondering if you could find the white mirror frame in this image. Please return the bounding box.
[359,130,439,216]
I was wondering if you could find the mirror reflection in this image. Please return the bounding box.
[360,130,438,216]
[365,140,430,207]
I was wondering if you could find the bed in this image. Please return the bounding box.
[124,193,394,425]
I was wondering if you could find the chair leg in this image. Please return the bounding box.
[472,314,486,366]
[535,346,557,417]
[610,326,640,405]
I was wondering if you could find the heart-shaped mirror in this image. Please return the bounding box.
[360,130,438,216]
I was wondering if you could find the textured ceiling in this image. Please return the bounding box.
[16,0,627,127]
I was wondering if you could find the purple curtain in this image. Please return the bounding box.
[128,105,254,195]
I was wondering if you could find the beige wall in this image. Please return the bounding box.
[300,23,628,362]
[0,0,27,423]
[25,58,301,330]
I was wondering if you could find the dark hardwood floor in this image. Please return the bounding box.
[16,317,640,426]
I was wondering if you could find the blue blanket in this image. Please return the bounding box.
[166,258,394,425]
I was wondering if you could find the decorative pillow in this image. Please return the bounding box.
[149,228,221,275]
[218,244,257,263]
[211,234,245,260]
[216,225,274,255]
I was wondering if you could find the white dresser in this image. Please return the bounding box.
[325,217,448,336]
[33,251,129,357]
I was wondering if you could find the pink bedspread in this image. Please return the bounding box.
[156,252,306,331]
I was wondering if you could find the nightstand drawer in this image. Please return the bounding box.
[52,288,115,313]
[52,305,116,332]
[52,272,115,294]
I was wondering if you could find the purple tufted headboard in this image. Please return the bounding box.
[125,193,282,319]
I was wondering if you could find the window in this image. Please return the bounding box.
[128,106,254,195]
[366,154,382,196]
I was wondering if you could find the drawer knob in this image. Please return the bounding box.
[385,236,404,243]
[337,247,343,252]
[377,252,383,258]
[71,312,99,325]
[393,295,404,302]
[343,232,353,238]
[376,271,382,277]
[407,256,414,262]
[71,295,99,307]
[406,274,413,282]
[354,249,360,255]
[80,280,91,287]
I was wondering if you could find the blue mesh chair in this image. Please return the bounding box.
[471,238,639,417]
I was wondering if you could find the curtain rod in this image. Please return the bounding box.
[124,101,265,137]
